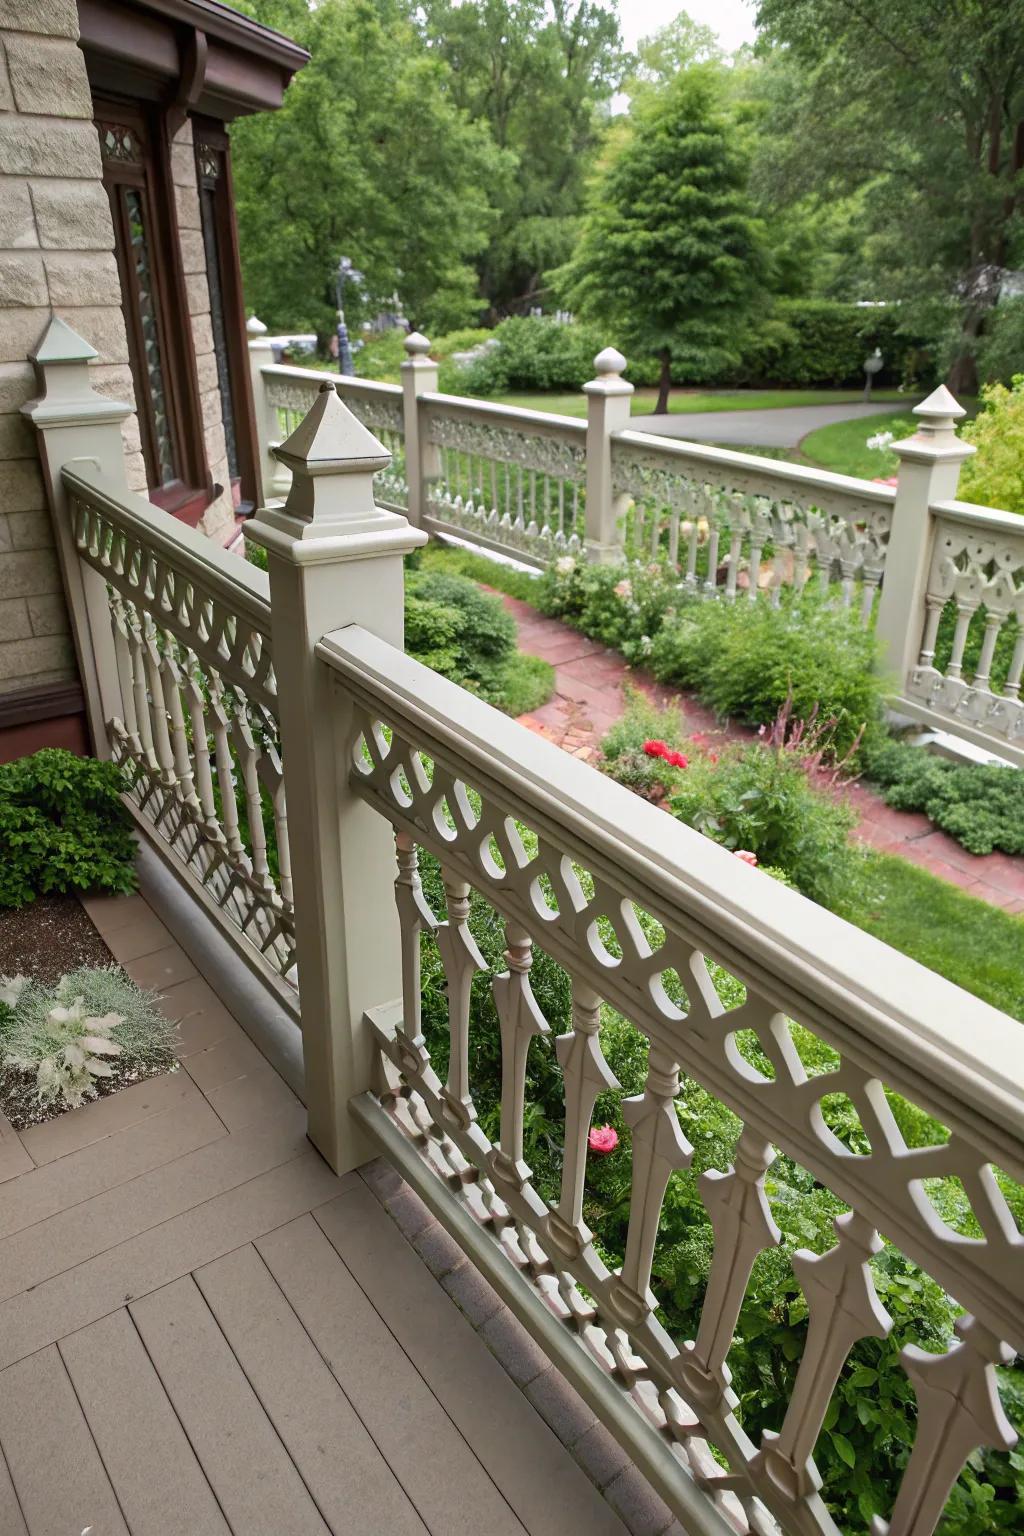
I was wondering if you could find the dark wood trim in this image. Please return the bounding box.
[78,0,307,121]
[0,681,85,731]
[193,116,259,512]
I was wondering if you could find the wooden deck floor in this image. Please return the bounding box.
[0,891,638,1536]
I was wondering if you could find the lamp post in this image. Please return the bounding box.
[863,346,884,403]
[335,255,360,377]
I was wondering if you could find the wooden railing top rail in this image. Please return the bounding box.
[929,496,1024,538]
[62,463,271,636]
[260,361,403,402]
[420,390,588,441]
[613,426,898,510]
[317,623,1024,1177]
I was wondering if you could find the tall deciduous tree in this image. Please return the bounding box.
[554,68,769,412]
[756,0,1024,391]
[421,0,625,317]
[230,0,508,338]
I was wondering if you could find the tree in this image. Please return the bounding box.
[420,0,626,317]
[229,0,508,339]
[553,67,770,412]
[755,0,1024,392]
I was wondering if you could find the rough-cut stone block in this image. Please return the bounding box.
[92,363,137,408]
[479,1307,550,1387]
[174,181,201,231]
[198,489,235,541]
[0,0,79,36]
[0,118,100,178]
[0,362,35,414]
[191,312,213,355]
[169,140,197,189]
[27,592,67,637]
[125,449,148,493]
[0,632,74,682]
[0,598,31,642]
[8,508,52,549]
[30,178,110,249]
[185,270,209,318]
[0,306,49,365]
[195,351,219,396]
[204,419,227,477]
[0,411,34,458]
[0,41,12,112]
[5,35,93,118]
[43,250,120,306]
[0,251,46,307]
[52,305,129,365]
[179,227,206,275]
[0,546,59,598]
[0,515,10,552]
[0,458,43,515]
[0,179,35,248]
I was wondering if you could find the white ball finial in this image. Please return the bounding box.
[404,331,431,356]
[593,345,627,378]
[246,315,268,336]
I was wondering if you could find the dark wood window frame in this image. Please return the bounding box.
[193,118,260,514]
[96,99,212,517]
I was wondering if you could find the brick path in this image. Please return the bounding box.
[500,593,1024,916]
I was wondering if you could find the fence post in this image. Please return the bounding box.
[875,385,975,689]
[247,315,290,505]
[22,317,133,756]
[245,382,427,1173]
[583,346,633,562]
[400,330,439,527]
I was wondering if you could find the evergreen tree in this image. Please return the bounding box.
[554,68,769,412]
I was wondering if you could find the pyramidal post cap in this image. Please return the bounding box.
[913,384,966,424]
[404,331,431,356]
[274,380,390,474]
[30,315,98,366]
[593,345,627,378]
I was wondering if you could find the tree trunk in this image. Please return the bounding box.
[655,349,672,414]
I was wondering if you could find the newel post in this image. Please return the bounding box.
[875,386,975,688]
[583,346,633,562]
[247,316,290,505]
[245,383,427,1173]
[400,330,439,527]
[22,317,133,756]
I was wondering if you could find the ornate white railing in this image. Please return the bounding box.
[261,362,408,512]
[63,463,296,987]
[318,624,1023,1536]
[611,431,895,623]
[419,393,587,567]
[901,500,1024,759]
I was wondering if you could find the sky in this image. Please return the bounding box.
[618,0,758,55]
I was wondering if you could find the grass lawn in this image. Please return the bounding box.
[800,398,979,477]
[488,387,909,420]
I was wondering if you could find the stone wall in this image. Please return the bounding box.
[0,4,239,708]
[0,0,144,699]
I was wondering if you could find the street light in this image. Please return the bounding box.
[335,255,363,376]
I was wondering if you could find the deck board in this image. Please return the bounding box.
[59,1309,230,1536]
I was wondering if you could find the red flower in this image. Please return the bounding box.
[708,752,719,765]
[588,1125,619,1155]
[667,751,689,769]
[643,739,668,758]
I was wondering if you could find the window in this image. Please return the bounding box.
[195,125,259,513]
[97,105,208,513]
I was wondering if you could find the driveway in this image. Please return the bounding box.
[631,399,908,449]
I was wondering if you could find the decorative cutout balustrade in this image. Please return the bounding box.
[903,500,1024,756]
[262,364,408,512]
[419,394,588,567]
[318,625,1024,1536]
[63,464,296,986]
[611,432,895,623]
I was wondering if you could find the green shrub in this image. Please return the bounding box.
[862,738,1024,856]
[599,690,688,799]
[732,298,930,389]
[648,594,887,756]
[977,299,1024,388]
[352,328,407,383]
[405,568,553,715]
[537,556,677,664]
[0,750,136,909]
[959,374,1024,516]
[1,966,176,1112]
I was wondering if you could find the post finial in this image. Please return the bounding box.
[912,384,966,436]
[404,331,431,357]
[23,316,131,427]
[247,315,268,336]
[594,345,627,378]
[584,344,633,401]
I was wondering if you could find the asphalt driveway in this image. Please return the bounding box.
[631,399,908,449]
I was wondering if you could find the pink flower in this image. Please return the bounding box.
[708,752,719,765]
[734,849,758,866]
[588,1125,619,1155]
[690,732,709,748]
[643,739,668,758]
[613,579,633,600]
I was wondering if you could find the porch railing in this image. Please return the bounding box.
[247,330,1022,765]
[28,324,1023,1536]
